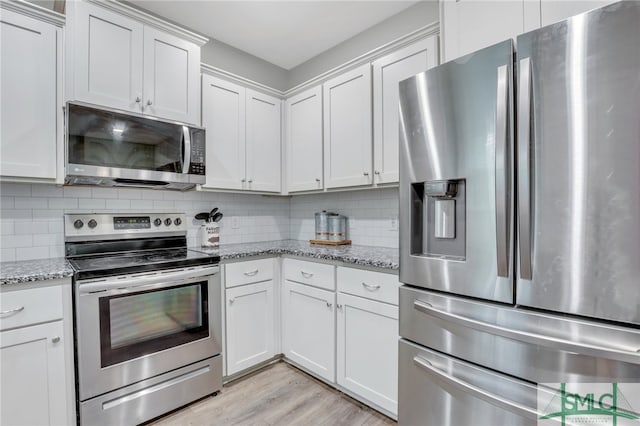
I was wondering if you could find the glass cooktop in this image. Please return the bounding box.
[68,248,219,280]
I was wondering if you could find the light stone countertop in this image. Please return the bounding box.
[1,240,398,285]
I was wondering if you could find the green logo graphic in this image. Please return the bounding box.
[539,383,640,426]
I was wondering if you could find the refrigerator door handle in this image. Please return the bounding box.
[517,57,533,279]
[413,299,640,364]
[495,64,510,278]
[412,355,540,420]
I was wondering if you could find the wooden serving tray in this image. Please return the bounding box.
[309,239,352,246]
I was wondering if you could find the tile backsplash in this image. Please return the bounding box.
[0,183,399,262]
[289,188,399,249]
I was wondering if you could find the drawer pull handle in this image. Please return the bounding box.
[229,298,235,305]
[326,302,333,309]
[300,270,314,278]
[243,269,259,277]
[0,306,24,316]
[361,282,381,291]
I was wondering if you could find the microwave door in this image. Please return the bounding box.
[398,40,515,304]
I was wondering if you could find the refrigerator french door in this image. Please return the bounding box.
[398,2,640,425]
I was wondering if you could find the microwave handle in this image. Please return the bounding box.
[182,125,191,174]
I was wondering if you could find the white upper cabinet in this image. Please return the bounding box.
[143,27,200,124]
[246,89,282,193]
[441,0,618,62]
[0,5,61,181]
[372,37,438,185]
[540,0,618,26]
[68,0,204,124]
[202,75,282,193]
[323,63,373,189]
[202,75,246,191]
[286,86,323,192]
[74,2,144,113]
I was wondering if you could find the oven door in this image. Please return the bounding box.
[75,266,221,401]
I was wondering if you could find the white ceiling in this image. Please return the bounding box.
[127,1,420,70]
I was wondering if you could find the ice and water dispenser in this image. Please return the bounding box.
[411,179,466,260]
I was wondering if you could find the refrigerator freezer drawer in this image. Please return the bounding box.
[399,339,540,426]
[400,286,640,384]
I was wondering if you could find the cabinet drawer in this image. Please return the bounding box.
[283,258,335,291]
[0,285,63,331]
[337,267,400,305]
[225,258,274,288]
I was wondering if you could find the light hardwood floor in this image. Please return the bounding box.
[150,361,396,426]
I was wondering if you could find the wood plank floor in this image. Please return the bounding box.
[150,361,396,426]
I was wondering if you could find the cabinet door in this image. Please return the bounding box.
[0,321,68,426]
[286,86,323,192]
[226,281,275,375]
[441,0,526,62]
[245,89,282,193]
[336,293,399,416]
[143,27,200,124]
[202,75,246,190]
[372,37,438,185]
[74,1,144,113]
[282,280,335,382]
[540,0,617,26]
[0,9,58,179]
[323,64,373,189]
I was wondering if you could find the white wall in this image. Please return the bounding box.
[0,183,399,262]
[287,1,439,89]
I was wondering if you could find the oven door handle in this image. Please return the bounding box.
[78,266,219,295]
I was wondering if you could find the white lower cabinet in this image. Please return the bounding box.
[225,280,275,375]
[336,292,399,416]
[0,281,74,426]
[282,279,335,382]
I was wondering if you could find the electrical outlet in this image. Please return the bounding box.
[231,216,240,229]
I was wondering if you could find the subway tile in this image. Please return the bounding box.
[153,200,175,210]
[92,187,118,199]
[16,246,49,261]
[1,209,33,220]
[106,199,131,210]
[49,198,78,209]
[15,221,48,235]
[48,220,64,234]
[0,197,14,209]
[33,233,62,246]
[0,248,16,262]
[130,199,154,210]
[79,198,106,210]
[0,220,14,235]
[63,186,93,198]
[2,234,32,248]
[117,188,142,200]
[32,184,63,197]
[15,197,48,209]
[49,245,65,258]
[0,183,31,197]
[32,209,62,220]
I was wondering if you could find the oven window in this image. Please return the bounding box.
[99,282,209,367]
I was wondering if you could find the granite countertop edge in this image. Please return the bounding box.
[1,240,398,285]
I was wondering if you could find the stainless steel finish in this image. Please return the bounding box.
[433,199,455,239]
[515,2,640,324]
[424,181,457,198]
[361,282,381,291]
[413,298,640,364]
[327,214,347,241]
[0,306,24,315]
[51,336,60,343]
[65,101,205,190]
[64,213,188,242]
[399,339,540,426]
[400,286,640,384]
[399,40,515,303]
[517,56,533,280]
[315,211,330,240]
[412,356,539,420]
[77,265,218,295]
[80,356,222,426]
[243,269,259,276]
[182,125,191,174]
[75,269,222,400]
[494,64,510,278]
[300,270,314,278]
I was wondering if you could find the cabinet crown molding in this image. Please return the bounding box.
[85,0,209,46]
[1,0,65,26]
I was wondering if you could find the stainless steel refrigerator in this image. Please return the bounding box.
[398,2,640,425]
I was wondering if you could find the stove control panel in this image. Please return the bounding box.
[64,213,188,240]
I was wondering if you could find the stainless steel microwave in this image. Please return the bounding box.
[65,102,205,190]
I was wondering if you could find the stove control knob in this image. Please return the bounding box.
[73,219,84,229]
[164,218,172,226]
[154,218,162,227]
[88,219,98,229]
[174,218,182,226]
